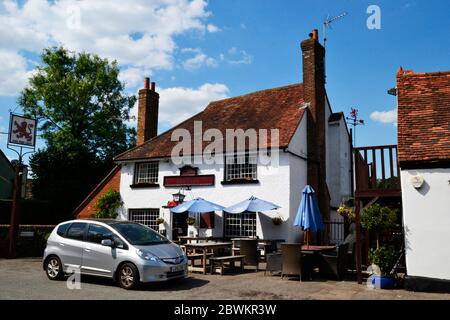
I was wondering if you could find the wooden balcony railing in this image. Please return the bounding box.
[354,145,401,198]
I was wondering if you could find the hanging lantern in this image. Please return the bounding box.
[172,191,186,203]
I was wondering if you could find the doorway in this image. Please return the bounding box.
[172,211,188,241]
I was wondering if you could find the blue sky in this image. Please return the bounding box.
[1,0,449,164]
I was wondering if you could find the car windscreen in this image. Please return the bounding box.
[111,223,169,245]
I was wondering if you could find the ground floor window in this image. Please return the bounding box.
[224,212,257,238]
[129,208,160,231]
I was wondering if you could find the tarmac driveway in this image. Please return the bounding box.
[0,258,449,300]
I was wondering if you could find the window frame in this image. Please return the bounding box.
[86,223,114,244]
[133,161,159,186]
[65,222,88,242]
[128,208,161,232]
[223,152,258,183]
[224,211,257,238]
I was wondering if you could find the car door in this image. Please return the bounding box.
[59,222,87,271]
[81,224,117,277]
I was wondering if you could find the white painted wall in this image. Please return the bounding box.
[119,152,295,241]
[401,168,450,280]
[118,115,310,242]
[326,115,352,209]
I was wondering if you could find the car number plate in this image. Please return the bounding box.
[170,265,184,272]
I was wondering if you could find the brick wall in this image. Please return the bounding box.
[301,29,329,218]
[75,165,121,219]
[137,78,159,145]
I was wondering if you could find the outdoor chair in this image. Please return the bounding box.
[239,239,259,271]
[318,243,349,280]
[281,243,312,281]
[264,252,282,276]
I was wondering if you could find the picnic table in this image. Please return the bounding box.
[301,245,336,253]
[178,236,222,244]
[183,242,233,274]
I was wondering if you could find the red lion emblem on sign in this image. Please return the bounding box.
[12,121,34,142]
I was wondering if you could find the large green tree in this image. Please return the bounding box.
[20,47,136,220]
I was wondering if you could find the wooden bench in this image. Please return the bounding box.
[187,253,213,267]
[210,255,246,275]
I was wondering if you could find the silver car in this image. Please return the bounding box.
[43,219,188,289]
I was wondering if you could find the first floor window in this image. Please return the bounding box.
[225,153,257,181]
[224,212,257,238]
[134,162,159,184]
[129,208,160,231]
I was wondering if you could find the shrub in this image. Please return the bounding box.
[369,245,397,275]
[94,189,123,219]
[361,204,397,249]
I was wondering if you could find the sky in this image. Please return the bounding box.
[0,0,449,164]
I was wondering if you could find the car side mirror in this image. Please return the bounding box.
[101,239,113,247]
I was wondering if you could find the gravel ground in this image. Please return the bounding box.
[0,258,449,300]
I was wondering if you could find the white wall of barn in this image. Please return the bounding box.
[401,168,450,281]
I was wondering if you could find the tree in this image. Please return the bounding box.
[20,47,136,220]
[361,204,398,249]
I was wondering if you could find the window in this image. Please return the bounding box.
[112,222,168,245]
[225,153,257,181]
[56,223,70,237]
[134,162,159,184]
[87,224,113,244]
[224,212,257,238]
[66,223,86,241]
[129,209,160,231]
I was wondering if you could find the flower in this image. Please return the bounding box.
[337,206,355,221]
[186,217,196,225]
[271,216,283,226]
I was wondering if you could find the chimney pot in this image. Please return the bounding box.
[151,82,156,91]
[311,29,319,41]
[144,77,150,89]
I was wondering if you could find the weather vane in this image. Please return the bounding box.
[346,108,365,146]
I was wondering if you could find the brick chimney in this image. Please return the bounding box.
[301,29,329,219]
[137,77,159,145]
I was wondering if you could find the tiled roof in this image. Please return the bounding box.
[115,83,306,161]
[397,68,450,164]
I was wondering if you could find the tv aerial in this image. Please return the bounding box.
[323,12,348,49]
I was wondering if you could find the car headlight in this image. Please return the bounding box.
[136,249,161,262]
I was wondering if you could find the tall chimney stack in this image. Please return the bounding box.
[300,29,329,220]
[137,77,159,146]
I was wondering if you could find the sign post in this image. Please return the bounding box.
[7,113,37,258]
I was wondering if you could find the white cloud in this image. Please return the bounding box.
[129,83,229,127]
[206,24,220,33]
[0,50,34,95]
[0,0,216,94]
[228,49,252,65]
[159,83,229,126]
[370,108,397,126]
[222,47,252,65]
[182,49,218,70]
[119,67,147,89]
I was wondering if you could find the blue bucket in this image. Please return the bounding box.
[371,275,395,289]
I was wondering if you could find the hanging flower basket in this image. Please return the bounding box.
[271,216,283,226]
[337,206,355,222]
[186,217,196,226]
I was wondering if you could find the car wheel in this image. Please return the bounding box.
[45,256,64,280]
[118,263,140,290]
